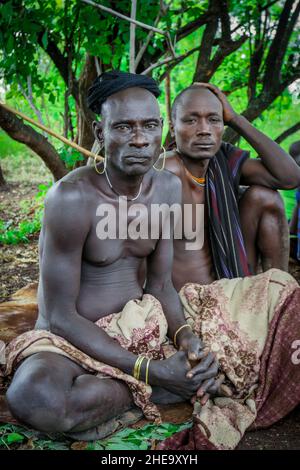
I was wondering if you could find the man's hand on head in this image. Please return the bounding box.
[194,82,237,124]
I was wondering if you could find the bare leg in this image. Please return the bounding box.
[6,352,134,434]
[239,186,289,273]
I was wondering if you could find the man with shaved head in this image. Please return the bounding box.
[165,83,300,289]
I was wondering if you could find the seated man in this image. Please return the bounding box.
[4,71,219,439]
[289,140,300,262]
[165,83,300,287]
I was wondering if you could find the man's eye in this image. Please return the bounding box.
[184,119,196,124]
[210,117,221,123]
[145,123,158,129]
[117,125,130,131]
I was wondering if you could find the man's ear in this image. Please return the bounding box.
[92,120,104,146]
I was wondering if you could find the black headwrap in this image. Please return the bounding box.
[87,70,161,115]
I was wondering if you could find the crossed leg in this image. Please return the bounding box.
[6,350,185,440]
[6,352,134,435]
[239,185,289,273]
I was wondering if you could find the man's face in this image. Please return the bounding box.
[172,88,224,160]
[96,87,162,176]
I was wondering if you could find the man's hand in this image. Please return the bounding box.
[149,351,211,400]
[177,328,204,362]
[176,328,226,404]
[195,82,237,124]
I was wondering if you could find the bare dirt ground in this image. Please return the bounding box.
[0,182,40,302]
[0,181,300,449]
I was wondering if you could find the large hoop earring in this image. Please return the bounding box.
[94,155,106,175]
[153,147,166,171]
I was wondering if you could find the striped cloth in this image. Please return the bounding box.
[206,142,251,278]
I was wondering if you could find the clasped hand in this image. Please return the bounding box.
[177,329,226,404]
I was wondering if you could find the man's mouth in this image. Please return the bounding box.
[192,142,215,149]
[124,156,151,164]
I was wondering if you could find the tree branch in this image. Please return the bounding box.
[142,45,201,76]
[81,0,166,35]
[18,76,46,129]
[263,0,300,90]
[193,13,219,82]
[0,104,67,181]
[130,0,137,73]
[134,14,159,69]
[37,31,79,103]
[207,35,247,82]
[175,8,219,41]
[275,122,300,143]
[219,0,231,41]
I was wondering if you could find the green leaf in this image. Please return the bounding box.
[6,432,25,444]
[105,441,140,451]
[41,31,48,49]
[6,35,14,54]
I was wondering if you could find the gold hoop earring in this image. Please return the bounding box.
[94,154,106,174]
[153,146,166,171]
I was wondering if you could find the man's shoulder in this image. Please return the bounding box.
[46,166,96,206]
[44,170,93,236]
[151,165,181,189]
[218,141,249,159]
[150,167,182,204]
[164,150,183,178]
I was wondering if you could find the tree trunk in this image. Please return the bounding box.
[0,105,67,181]
[0,163,8,189]
[77,54,98,154]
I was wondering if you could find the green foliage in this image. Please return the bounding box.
[0,423,69,450]
[89,421,191,451]
[0,420,191,450]
[0,217,41,244]
[0,0,299,185]
[0,182,52,245]
[58,146,85,169]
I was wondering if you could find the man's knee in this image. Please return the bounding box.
[6,355,72,432]
[241,185,285,216]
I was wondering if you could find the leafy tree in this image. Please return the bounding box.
[0,0,299,179]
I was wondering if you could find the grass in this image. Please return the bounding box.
[0,421,191,451]
[0,183,51,245]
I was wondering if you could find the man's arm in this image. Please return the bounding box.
[144,175,220,395]
[144,175,196,345]
[199,83,300,189]
[230,114,300,189]
[41,181,138,375]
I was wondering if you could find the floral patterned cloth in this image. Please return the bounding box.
[158,268,300,449]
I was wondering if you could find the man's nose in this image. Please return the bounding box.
[129,128,149,147]
[196,119,211,135]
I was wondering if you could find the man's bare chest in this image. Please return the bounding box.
[83,198,161,266]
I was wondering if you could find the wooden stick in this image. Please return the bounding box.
[142,45,201,77]
[81,0,166,36]
[0,101,102,160]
